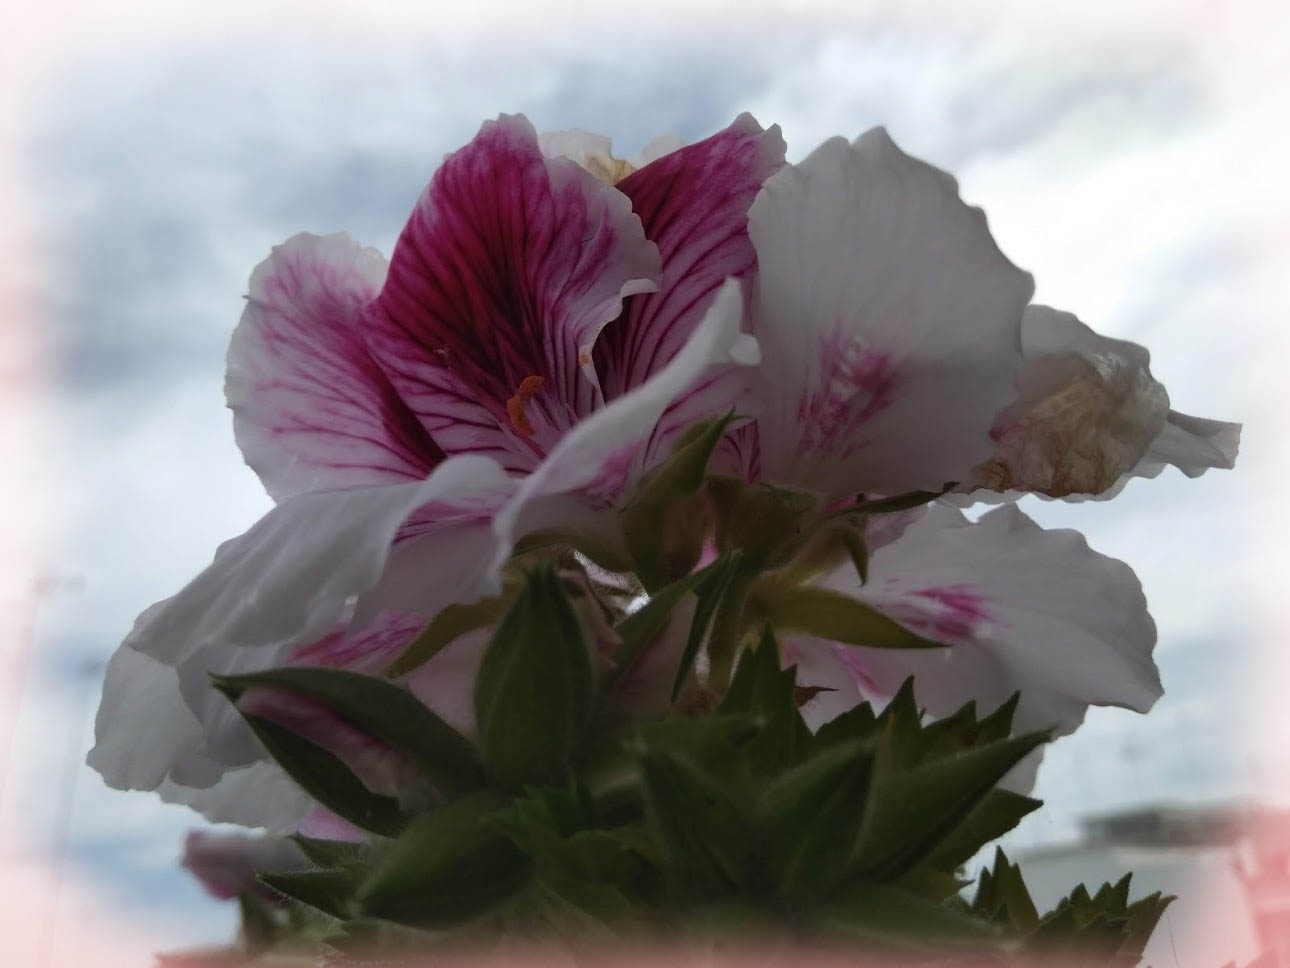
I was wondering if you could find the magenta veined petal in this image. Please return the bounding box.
[362,114,662,473]
[494,278,760,563]
[227,232,444,502]
[594,114,785,399]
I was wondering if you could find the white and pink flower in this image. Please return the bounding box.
[88,112,1238,830]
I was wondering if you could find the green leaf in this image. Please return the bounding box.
[723,483,820,569]
[258,869,355,920]
[925,789,1043,871]
[756,585,944,649]
[289,835,379,876]
[1120,890,1174,959]
[358,793,527,929]
[670,550,742,700]
[718,626,811,775]
[812,700,881,751]
[474,565,595,787]
[382,590,513,677]
[519,875,645,941]
[214,665,482,799]
[813,884,1001,950]
[972,847,1040,934]
[975,691,1021,743]
[853,729,1050,881]
[826,485,955,518]
[757,738,875,899]
[216,702,407,836]
[635,748,753,895]
[874,677,926,767]
[1092,872,1133,915]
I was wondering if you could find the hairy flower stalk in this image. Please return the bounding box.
[88,112,1238,964]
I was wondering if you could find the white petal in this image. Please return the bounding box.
[794,503,1160,788]
[159,761,316,834]
[87,644,223,791]
[90,646,316,831]
[1133,409,1241,480]
[92,457,513,798]
[126,455,513,670]
[748,128,1032,498]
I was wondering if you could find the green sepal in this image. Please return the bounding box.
[289,835,380,876]
[213,665,482,800]
[837,526,870,585]
[622,411,734,587]
[474,565,595,787]
[608,565,711,675]
[358,793,527,928]
[826,485,955,519]
[382,588,514,678]
[670,550,742,700]
[755,584,944,649]
[258,869,356,921]
[723,482,819,569]
[210,687,408,836]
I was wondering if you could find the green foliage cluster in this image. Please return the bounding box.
[209,567,1170,965]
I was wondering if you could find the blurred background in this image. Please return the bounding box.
[1,1,1286,964]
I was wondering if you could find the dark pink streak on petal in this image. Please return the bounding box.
[578,441,640,509]
[297,808,368,842]
[797,331,899,465]
[711,422,761,482]
[876,582,994,643]
[363,114,660,473]
[288,611,424,671]
[831,645,885,698]
[227,234,444,502]
[595,115,784,399]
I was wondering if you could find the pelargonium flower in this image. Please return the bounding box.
[87,111,1239,833]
